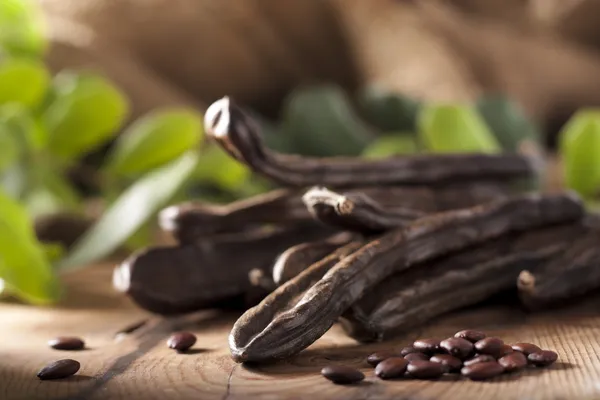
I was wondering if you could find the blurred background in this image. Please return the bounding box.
[2,0,600,305]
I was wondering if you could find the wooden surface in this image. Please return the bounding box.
[1,263,600,400]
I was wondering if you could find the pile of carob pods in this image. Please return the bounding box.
[108,97,600,371]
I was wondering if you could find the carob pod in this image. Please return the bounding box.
[272,232,355,286]
[160,183,512,244]
[204,97,536,188]
[159,189,307,243]
[113,223,334,315]
[302,187,424,234]
[228,193,583,362]
[340,221,588,342]
[518,219,600,310]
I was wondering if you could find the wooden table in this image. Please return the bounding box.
[2,262,600,400]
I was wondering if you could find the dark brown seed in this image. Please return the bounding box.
[497,344,514,358]
[404,352,429,362]
[167,332,197,352]
[439,337,474,360]
[37,359,80,380]
[406,360,445,379]
[463,354,496,367]
[454,330,486,343]
[498,352,527,372]
[48,337,85,351]
[321,365,365,384]
[474,337,505,356]
[400,346,419,356]
[367,351,402,367]
[528,350,558,367]
[413,339,440,354]
[511,342,542,355]
[461,361,504,381]
[375,357,409,379]
[430,354,462,372]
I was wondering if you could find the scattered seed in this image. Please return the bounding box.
[440,337,474,360]
[48,337,85,351]
[167,332,197,352]
[499,352,527,372]
[430,354,462,372]
[406,360,445,379]
[37,359,80,380]
[321,365,365,384]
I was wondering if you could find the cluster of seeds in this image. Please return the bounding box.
[322,330,558,384]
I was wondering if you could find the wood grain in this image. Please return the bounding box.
[1,262,599,400]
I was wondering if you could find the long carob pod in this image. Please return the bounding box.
[228,192,584,363]
[302,186,424,234]
[113,222,335,315]
[159,183,513,244]
[340,221,589,342]
[518,218,600,310]
[204,97,536,188]
[272,232,355,286]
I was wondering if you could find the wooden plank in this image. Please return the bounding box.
[1,263,600,400]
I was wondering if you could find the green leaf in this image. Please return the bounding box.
[42,242,65,264]
[0,103,47,150]
[0,0,47,57]
[476,95,541,153]
[44,71,129,160]
[280,85,373,156]
[193,143,251,190]
[358,87,421,133]
[418,103,501,153]
[105,109,203,175]
[59,151,199,270]
[0,188,60,304]
[559,110,600,198]
[362,134,418,159]
[24,168,81,218]
[0,58,49,108]
[0,129,19,172]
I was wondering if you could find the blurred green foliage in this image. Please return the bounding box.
[1,0,596,306]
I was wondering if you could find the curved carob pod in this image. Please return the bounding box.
[159,183,513,244]
[228,192,584,363]
[302,187,424,234]
[204,97,536,188]
[518,220,600,311]
[159,189,307,243]
[113,223,335,315]
[272,232,355,286]
[340,221,589,342]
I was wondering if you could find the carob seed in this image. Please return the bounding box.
[430,354,462,372]
[454,330,486,343]
[375,357,409,379]
[400,346,419,356]
[499,352,527,372]
[463,354,496,367]
[461,361,505,381]
[439,337,474,360]
[404,352,429,362]
[167,332,197,352]
[498,344,514,358]
[413,339,441,355]
[48,337,85,351]
[511,342,542,355]
[528,351,558,367]
[321,365,365,384]
[406,360,445,379]
[367,351,402,367]
[37,359,80,380]
[474,337,505,356]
